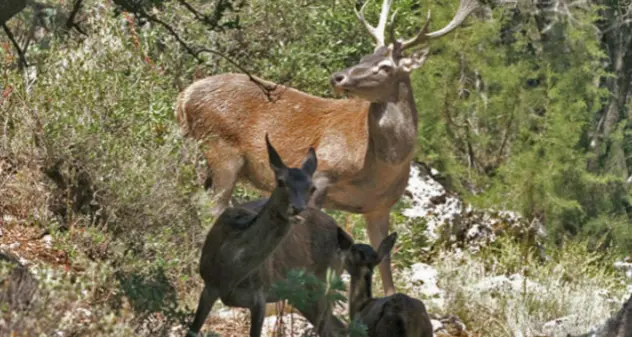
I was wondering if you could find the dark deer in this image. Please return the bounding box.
[337,230,433,337]
[187,134,351,337]
[175,0,481,296]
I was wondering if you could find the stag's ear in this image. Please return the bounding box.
[266,134,287,177]
[375,232,397,266]
[336,227,354,251]
[399,48,430,73]
[301,147,318,176]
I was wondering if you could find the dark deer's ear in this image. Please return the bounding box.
[266,134,287,176]
[336,227,354,251]
[375,232,397,265]
[301,147,317,176]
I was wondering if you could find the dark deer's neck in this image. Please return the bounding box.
[349,272,373,321]
[367,77,418,164]
[230,187,292,272]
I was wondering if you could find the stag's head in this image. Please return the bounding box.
[266,134,318,216]
[330,0,480,102]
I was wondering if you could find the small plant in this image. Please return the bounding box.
[271,268,346,315]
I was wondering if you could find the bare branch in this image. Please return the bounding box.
[65,0,87,36]
[116,5,274,101]
[2,23,28,69]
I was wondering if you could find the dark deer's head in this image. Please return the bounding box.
[341,230,398,279]
[266,134,317,216]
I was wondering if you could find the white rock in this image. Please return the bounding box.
[2,215,16,223]
[542,315,577,334]
[431,319,444,332]
[76,307,92,318]
[403,263,445,310]
[402,164,463,243]
[42,234,53,249]
[472,275,512,294]
[409,263,442,296]
[211,307,245,320]
[402,163,540,252]
[613,261,632,279]
[261,313,314,337]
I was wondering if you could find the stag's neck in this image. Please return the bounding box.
[367,77,418,164]
[349,273,373,322]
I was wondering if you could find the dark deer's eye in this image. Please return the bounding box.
[309,186,317,195]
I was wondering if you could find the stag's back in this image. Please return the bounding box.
[175,73,370,170]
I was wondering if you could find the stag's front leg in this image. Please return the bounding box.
[364,208,396,296]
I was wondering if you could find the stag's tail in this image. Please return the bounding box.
[174,90,190,137]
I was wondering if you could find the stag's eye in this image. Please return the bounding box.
[379,64,393,73]
[309,186,317,195]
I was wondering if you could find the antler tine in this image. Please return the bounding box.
[355,0,380,45]
[355,0,394,48]
[375,0,393,46]
[401,0,480,51]
[426,0,479,38]
[399,10,432,51]
[388,8,399,47]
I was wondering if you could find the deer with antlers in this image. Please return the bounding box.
[175,0,480,296]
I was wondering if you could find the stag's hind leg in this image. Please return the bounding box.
[203,145,244,217]
[364,208,396,296]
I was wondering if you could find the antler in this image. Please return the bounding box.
[399,0,480,51]
[355,0,394,48]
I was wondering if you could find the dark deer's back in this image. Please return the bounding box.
[200,198,349,301]
[358,294,433,337]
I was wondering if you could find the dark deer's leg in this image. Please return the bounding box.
[188,285,219,336]
[248,293,266,337]
[364,209,395,296]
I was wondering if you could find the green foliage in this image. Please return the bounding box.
[348,318,369,337]
[271,268,346,314]
[391,199,432,268]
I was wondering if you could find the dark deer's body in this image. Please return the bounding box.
[176,0,481,297]
[187,136,349,337]
[338,231,433,337]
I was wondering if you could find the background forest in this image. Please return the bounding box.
[2,0,632,336]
